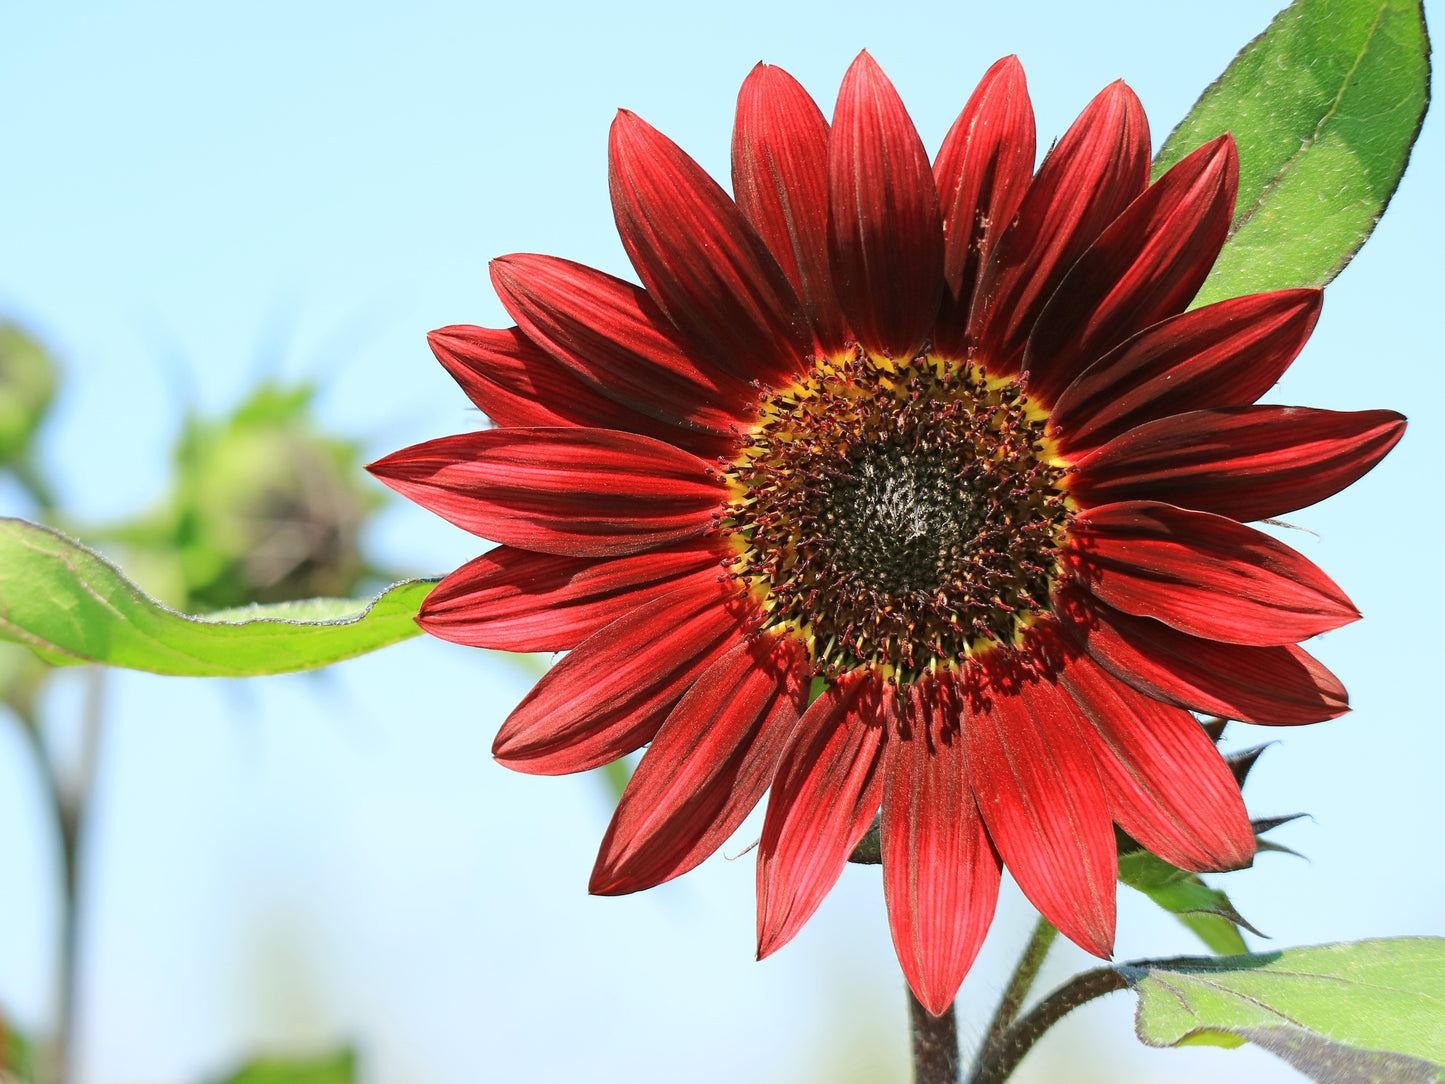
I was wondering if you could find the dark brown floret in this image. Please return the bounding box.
[718,347,1070,681]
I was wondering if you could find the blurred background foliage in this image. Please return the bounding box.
[0,320,378,1084]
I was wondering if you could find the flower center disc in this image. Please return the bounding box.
[720,348,1070,681]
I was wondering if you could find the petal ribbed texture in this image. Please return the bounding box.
[1049,289,1323,456]
[1060,654,1255,873]
[1023,135,1239,406]
[366,427,723,557]
[882,678,1002,1016]
[610,110,812,384]
[756,673,888,959]
[417,542,724,653]
[492,579,749,774]
[968,80,1150,376]
[490,254,753,443]
[1066,501,1358,645]
[931,55,1035,360]
[1071,406,1407,521]
[963,658,1116,957]
[429,324,723,454]
[1062,589,1349,725]
[590,633,812,895]
[733,64,848,355]
[377,55,1405,998]
[828,51,945,360]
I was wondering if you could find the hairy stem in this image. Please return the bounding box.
[976,917,1058,1066]
[967,967,1128,1084]
[908,987,961,1084]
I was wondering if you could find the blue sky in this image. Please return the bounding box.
[0,1,1440,1082]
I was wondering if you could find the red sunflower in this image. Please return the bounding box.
[369,52,1405,1014]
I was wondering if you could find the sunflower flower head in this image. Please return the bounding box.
[370,51,1405,1015]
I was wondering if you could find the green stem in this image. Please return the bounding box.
[908,987,960,1084]
[967,967,1128,1084]
[975,916,1058,1068]
[21,667,105,1084]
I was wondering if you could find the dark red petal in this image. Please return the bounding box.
[882,677,1002,1016]
[1049,289,1323,456]
[756,672,889,959]
[609,110,812,385]
[417,541,725,653]
[1066,501,1359,646]
[827,50,945,360]
[963,659,1116,957]
[1070,406,1407,522]
[931,56,1036,360]
[492,579,749,774]
[489,254,753,445]
[590,632,812,895]
[732,63,848,354]
[1059,588,1349,725]
[429,325,727,456]
[968,80,1150,377]
[1060,654,1255,873]
[1024,136,1239,406]
[366,427,723,557]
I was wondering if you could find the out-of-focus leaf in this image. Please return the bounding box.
[1124,938,1445,1081]
[0,1010,37,1084]
[1155,0,1431,307]
[1117,849,1257,955]
[212,1049,355,1084]
[0,518,431,676]
[0,323,57,466]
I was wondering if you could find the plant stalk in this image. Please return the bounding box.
[908,987,961,1084]
[975,916,1058,1066]
[966,967,1128,1084]
[21,667,106,1084]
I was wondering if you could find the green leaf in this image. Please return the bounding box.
[0,518,432,676]
[1117,849,1257,955]
[212,1049,355,1084]
[1124,938,1445,1081]
[1154,0,1430,308]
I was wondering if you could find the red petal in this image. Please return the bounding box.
[609,110,812,385]
[489,254,753,447]
[963,657,1116,957]
[417,541,725,653]
[492,579,750,774]
[827,51,945,360]
[732,63,848,355]
[1024,136,1239,406]
[1066,501,1359,646]
[1059,588,1349,725]
[590,632,812,894]
[429,325,729,455]
[366,427,723,557]
[1070,406,1407,522]
[1049,289,1323,456]
[756,672,888,959]
[931,56,1035,360]
[1060,654,1255,872]
[968,80,1150,377]
[882,677,1002,1015]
